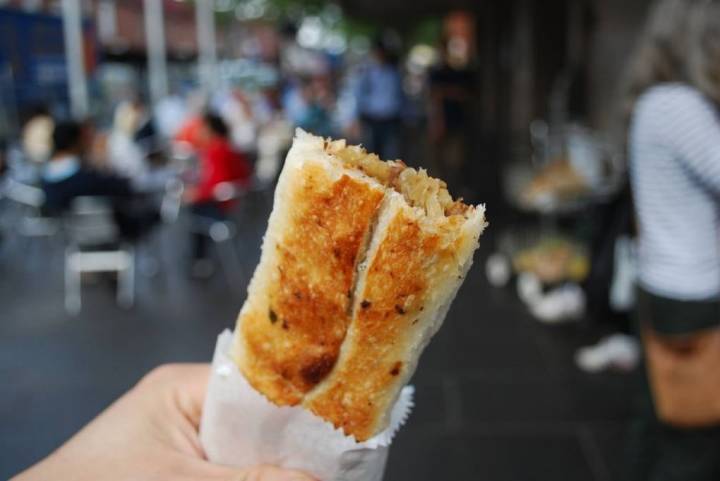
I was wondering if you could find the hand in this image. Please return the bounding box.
[12,364,316,481]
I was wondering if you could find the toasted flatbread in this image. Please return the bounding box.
[232,132,386,405]
[233,130,487,440]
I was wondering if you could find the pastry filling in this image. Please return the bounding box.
[328,142,472,220]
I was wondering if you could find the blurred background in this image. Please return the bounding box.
[0,0,712,480]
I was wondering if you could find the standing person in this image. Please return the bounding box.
[622,1,720,480]
[355,39,404,160]
[185,113,251,277]
[218,87,258,156]
[428,36,476,194]
[255,88,293,186]
[295,75,336,139]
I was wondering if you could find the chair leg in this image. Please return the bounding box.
[138,234,160,278]
[217,238,243,287]
[118,250,135,309]
[65,255,81,315]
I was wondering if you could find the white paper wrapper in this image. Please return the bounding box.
[200,330,414,481]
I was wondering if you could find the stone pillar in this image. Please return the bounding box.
[61,0,89,118]
[196,0,217,93]
[144,0,168,105]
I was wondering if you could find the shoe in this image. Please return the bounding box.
[575,333,640,373]
[486,253,512,287]
[517,272,543,304]
[528,283,585,324]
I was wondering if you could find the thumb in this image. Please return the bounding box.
[213,464,318,481]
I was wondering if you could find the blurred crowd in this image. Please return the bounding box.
[3,0,720,480]
[0,32,478,282]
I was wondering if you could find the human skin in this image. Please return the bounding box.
[11,364,316,481]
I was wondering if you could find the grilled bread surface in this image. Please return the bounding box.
[233,130,487,440]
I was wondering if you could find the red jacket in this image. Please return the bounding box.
[194,137,251,206]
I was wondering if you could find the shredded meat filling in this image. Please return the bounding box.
[328,142,471,219]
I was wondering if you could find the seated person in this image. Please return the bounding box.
[107,100,147,180]
[185,113,251,276]
[107,101,172,193]
[22,105,54,165]
[42,121,158,241]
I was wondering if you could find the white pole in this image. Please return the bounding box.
[196,0,217,93]
[61,0,89,119]
[144,0,168,106]
[97,0,117,44]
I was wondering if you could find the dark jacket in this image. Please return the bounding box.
[42,168,132,215]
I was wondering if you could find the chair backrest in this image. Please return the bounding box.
[4,178,45,209]
[212,181,248,203]
[64,196,119,248]
[160,178,184,223]
[169,141,197,172]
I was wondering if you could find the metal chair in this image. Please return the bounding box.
[63,196,135,314]
[3,178,59,237]
[132,177,184,279]
[186,181,246,285]
[160,178,185,224]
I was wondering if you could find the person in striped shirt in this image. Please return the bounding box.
[622,1,720,480]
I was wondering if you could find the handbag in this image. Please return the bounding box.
[642,325,720,426]
[639,288,720,426]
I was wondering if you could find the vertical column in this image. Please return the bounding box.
[144,0,168,105]
[510,0,534,132]
[196,0,217,92]
[567,0,584,69]
[61,0,89,119]
[97,0,117,44]
[478,1,498,134]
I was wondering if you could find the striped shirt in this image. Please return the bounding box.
[629,84,720,300]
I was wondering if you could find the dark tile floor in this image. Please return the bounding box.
[0,191,635,481]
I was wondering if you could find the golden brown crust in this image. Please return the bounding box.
[234,130,485,439]
[303,209,430,438]
[304,207,471,440]
[238,162,385,405]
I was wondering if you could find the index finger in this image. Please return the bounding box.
[138,363,211,427]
